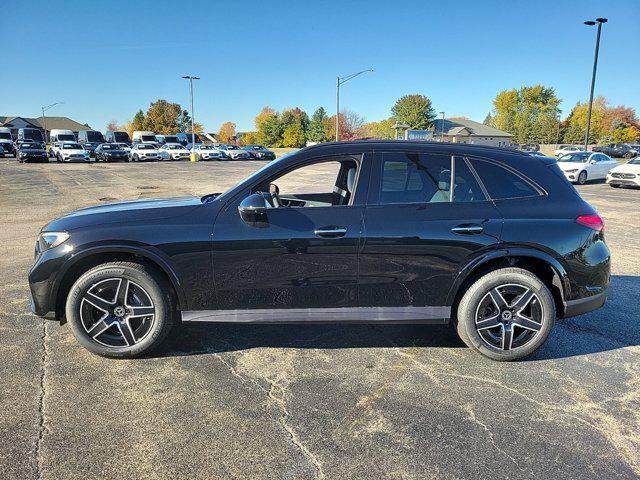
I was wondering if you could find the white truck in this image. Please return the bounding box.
[132,131,158,145]
[0,126,14,156]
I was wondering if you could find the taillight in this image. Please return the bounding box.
[577,214,604,232]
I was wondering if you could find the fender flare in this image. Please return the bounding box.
[446,247,571,307]
[51,244,187,313]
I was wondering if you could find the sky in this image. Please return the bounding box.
[2,0,639,133]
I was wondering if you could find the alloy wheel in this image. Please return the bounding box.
[80,278,155,348]
[474,283,543,351]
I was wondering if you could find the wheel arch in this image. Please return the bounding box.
[447,248,570,320]
[52,246,186,321]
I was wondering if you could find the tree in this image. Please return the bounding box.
[280,107,309,145]
[307,107,329,143]
[282,122,306,147]
[488,85,561,144]
[391,94,436,130]
[256,107,283,146]
[217,122,236,144]
[361,118,395,139]
[239,131,259,146]
[142,100,183,135]
[106,120,120,131]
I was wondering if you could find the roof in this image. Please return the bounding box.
[0,115,90,131]
[432,118,512,138]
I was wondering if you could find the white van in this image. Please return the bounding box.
[49,129,76,143]
[0,127,15,156]
[132,131,157,145]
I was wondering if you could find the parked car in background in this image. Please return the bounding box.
[112,143,131,154]
[528,151,555,160]
[242,144,276,160]
[29,141,610,360]
[95,143,129,162]
[0,127,14,156]
[556,151,617,184]
[176,132,202,146]
[132,131,158,145]
[16,142,48,163]
[159,143,190,161]
[49,129,76,144]
[48,142,65,158]
[519,143,540,152]
[55,142,90,163]
[156,135,180,145]
[554,145,584,157]
[218,144,250,159]
[0,145,5,157]
[105,131,131,145]
[191,144,224,160]
[592,143,638,159]
[606,157,640,188]
[78,130,105,145]
[130,143,161,162]
[18,128,45,147]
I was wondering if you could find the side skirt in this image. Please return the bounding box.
[181,306,451,324]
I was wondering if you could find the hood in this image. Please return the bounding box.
[44,196,203,232]
[611,163,640,173]
[557,161,588,170]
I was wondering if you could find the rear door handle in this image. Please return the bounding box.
[451,224,484,235]
[314,226,347,238]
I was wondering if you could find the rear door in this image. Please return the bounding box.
[359,151,502,314]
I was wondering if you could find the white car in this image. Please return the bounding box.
[159,143,191,161]
[557,151,618,184]
[55,142,90,162]
[192,144,223,161]
[606,157,640,188]
[218,144,250,160]
[130,143,162,162]
[113,143,131,154]
[554,145,584,157]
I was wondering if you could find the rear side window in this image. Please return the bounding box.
[470,159,540,200]
[379,153,487,204]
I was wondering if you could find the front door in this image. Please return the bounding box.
[211,154,368,311]
[359,151,503,315]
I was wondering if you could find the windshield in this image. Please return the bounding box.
[21,143,40,149]
[86,132,105,142]
[102,144,119,150]
[24,130,44,141]
[628,158,640,165]
[63,143,82,150]
[57,134,75,141]
[0,133,12,140]
[184,133,201,142]
[199,145,215,150]
[167,144,183,150]
[138,144,155,150]
[141,135,156,142]
[115,143,129,148]
[558,152,590,163]
[113,132,129,142]
[217,151,293,200]
[226,145,238,150]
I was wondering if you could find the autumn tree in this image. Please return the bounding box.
[239,131,259,146]
[361,118,395,139]
[217,122,237,144]
[142,100,183,135]
[106,120,120,131]
[255,107,283,146]
[391,94,436,130]
[280,107,309,147]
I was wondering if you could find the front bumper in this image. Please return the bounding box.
[607,175,640,187]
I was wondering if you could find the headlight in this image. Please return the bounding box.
[38,232,69,251]
[565,169,578,173]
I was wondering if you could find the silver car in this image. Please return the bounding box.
[218,144,250,160]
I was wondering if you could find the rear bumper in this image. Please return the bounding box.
[563,290,607,318]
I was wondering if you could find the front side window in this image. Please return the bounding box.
[470,159,540,200]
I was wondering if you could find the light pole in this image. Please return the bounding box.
[182,75,200,162]
[556,113,561,147]
[335,69,373,141]
[583,17,607,151]
[440,111,445,140]
[41,102,64,143]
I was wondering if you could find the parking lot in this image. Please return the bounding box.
[1,156,639,479]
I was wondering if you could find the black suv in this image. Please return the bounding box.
[592,143,638,158]
[28,141,610,360]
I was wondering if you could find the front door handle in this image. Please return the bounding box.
[451,224,484,235]
[314,226,347,238]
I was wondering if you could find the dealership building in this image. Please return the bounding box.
[0,115,91,140]
[432,118,513,147]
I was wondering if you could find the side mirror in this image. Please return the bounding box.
[238,193,269,227]
[590,159,597,165]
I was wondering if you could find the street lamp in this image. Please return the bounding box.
[583,17,607,151]
[41,102,64,143]
[335,69,373,141]
[182,75,200,162]
[440,112,445,141]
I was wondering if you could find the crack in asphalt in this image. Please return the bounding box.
[30,319,49,480]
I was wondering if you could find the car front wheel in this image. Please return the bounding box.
[577,171,587,185]
[65,262,176,358]
[456,267,555,361]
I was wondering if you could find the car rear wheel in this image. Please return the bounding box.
[456,267,555,361]
[65,262,176,358]
[577,171,587,185]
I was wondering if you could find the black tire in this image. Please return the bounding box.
[456,267,555,361]
[65,262,176,358]
[577,170,587,185]
[610,183,621,188]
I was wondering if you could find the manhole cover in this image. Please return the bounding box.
[137,185,158,190]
